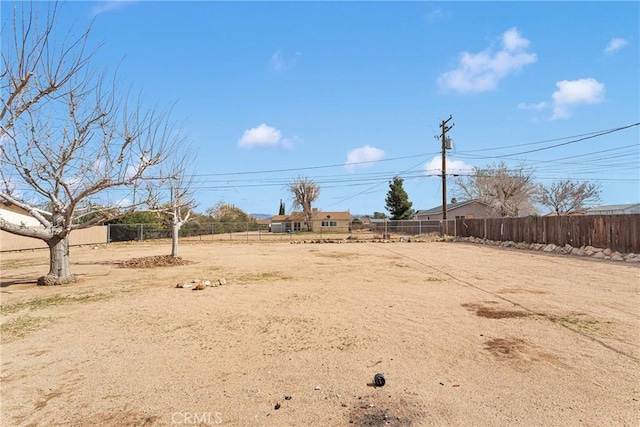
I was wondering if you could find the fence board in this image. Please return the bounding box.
[456,215,640,253]
[1,226,108,252]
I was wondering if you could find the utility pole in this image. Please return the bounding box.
[440,115,454,235]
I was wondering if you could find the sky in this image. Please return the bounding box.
[4,1,640,216]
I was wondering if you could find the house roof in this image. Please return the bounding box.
[415,199,488,216]
[584,203,640,214]
[271,211,352,222]
[0,202,51,217]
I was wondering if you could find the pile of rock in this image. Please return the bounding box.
[175,278,227,290]
[455,236,639,263]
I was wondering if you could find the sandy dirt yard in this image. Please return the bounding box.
[1,239,639,426]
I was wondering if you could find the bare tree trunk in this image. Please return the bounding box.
[38,236,77,285]
[171,223,180,257]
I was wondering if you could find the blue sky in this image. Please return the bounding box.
[16,1,640,215]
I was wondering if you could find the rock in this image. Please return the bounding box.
[193,282,206,290]
[611,252,624,261]
[176,282,186,288]
[543,244,556,252]
[585,250,594,256]
[592,252,605,259]
[625,256,640,263]
[603,248,612,256]
[191,279,200,283]
[571,248,581,256]
[592,247,604,253]
[218,278,227,286]
[203,280,211,286]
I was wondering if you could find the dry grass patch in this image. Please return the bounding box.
[117,255,192,268]
[1,293,113,315]
[1,316,53,343]
[235,271,293,284]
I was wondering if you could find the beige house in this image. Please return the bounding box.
[270,209,352,233]
[414,200,492,221]
[0,203,107,252]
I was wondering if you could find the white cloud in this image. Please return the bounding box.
[424,9,443,23]
[93,0,135,16]
[604,38,629,55]
[423,156,474,176]
[281,136,302,149]
[551,78,605,119]
[437,27,537,94]
[344,145,386,172]
[238,123,299,149]
[238,124,281,148]
[269,50,302,72]
[517,101,548,111]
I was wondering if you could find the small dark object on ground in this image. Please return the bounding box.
[453,384,461,387]
[439,382,444,386]
[374,373,385,387]
[274,402,281,410]
[284,395,292,400]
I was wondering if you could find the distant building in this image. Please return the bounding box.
[584,203,640,215]
[413,200,492,221]
[0,202,49,227]
[270,208,352,233]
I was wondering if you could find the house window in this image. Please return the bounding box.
[293,222,301,231]
[321,221,337,227]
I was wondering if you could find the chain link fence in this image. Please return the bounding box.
[107,220,455,243]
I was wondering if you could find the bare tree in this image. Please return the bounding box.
[287,176,320,231]
[0,3,181,284]
[148,148,197,257]
[536,180,601,215]
[455,162,538,217]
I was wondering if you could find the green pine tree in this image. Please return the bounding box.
[385,176,414,220]
[279,199,285,215]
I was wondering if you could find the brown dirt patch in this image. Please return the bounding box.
[462,303,530,319]
[484,337,527,357]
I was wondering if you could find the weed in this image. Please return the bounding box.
[237,271,292,283]
[1,316,53,342]
[1,292,113,315]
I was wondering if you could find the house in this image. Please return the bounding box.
[413,200,492,221]
[0,202,107,251]
[0,202,48,227]
[584,203,640,215]
[270,208,352,233]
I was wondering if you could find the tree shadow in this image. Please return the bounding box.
[1,278,38,288]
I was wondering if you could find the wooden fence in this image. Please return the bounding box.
[0,226,108,252]
[455,214,640,254]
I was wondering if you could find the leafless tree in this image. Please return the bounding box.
[148,148,198,258]
[288,176,320,231]
[536,180,601,215]
[455,162,538,217]
[0,3,181,284]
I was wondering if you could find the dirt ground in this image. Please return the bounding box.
[1,239,639,426]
